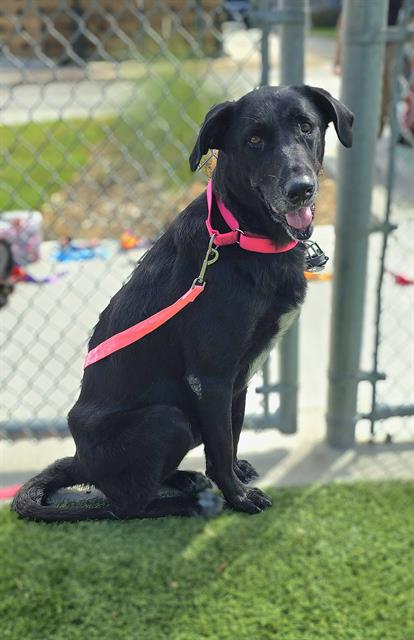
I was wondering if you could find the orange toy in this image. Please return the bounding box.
[305,271,333,281]
[120,230,139,251]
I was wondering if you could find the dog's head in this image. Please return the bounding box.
[190,85,353,242]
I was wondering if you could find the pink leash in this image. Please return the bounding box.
[84,283,205,368]
[0,484,21,500]
[84,182,298,368]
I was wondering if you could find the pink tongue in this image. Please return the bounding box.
[285,207,313,230]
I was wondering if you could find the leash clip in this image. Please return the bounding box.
[192,234,220,288]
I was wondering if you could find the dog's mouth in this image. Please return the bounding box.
[270,204,315,241]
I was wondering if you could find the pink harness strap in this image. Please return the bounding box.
[84,283,204,368]
[206,179,298,254]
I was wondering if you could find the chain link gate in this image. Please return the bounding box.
[360,0,414,443]
[327,0,414,448]
[0,0,307,439]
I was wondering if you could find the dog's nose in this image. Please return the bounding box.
[285,176,315,205]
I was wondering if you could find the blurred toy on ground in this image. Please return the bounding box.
[0,210,42,265]
[120,229,152,251]
[52,236,110,262]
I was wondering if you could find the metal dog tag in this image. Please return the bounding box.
[302,240,329,272]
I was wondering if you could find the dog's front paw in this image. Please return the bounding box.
[227,487,272,514]
[234,459,259,484]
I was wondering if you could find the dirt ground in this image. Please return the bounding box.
[41,155,337,241]
[314,174,337,225]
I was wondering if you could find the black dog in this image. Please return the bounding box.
[12,85,353,521]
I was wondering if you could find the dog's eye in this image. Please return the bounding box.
[248,135,263,146]
[299,122,313,134]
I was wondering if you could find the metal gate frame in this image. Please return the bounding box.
[327,0,414,448]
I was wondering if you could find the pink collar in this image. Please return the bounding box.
[206,179,298,254]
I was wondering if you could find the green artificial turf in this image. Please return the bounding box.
[1,482,413,640]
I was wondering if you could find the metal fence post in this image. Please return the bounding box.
[279,0,305,86]
[260,0,271,86]
[276,0,305,434]
[326,0,388,448]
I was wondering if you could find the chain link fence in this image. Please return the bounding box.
[1,0,303,438]
[1,0,413,444]
[360,5,414,443]
[327,0,414,447]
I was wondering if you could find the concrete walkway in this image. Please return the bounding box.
[2,410,414,492]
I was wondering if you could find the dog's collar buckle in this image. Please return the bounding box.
[205,180,298,254]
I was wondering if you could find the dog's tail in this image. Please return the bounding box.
[11,457,114,522]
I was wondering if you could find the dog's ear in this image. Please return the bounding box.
[301,85,354,148]
[189,101,234,171]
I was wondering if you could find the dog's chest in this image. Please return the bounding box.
[246,307,300,382]
[230,254,306,386]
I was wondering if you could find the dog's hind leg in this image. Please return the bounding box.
[85,405,220,519]
[164,470,212,494]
